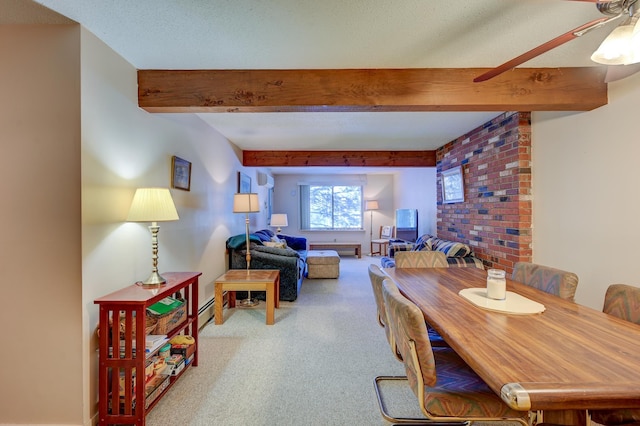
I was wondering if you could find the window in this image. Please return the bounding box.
[300,185,363,230]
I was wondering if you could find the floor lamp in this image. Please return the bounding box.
[233,192,260,307]
[365,200,379,255]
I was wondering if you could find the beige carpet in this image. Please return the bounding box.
[146,256,428,425]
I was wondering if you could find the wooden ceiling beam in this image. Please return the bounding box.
[138,67,608,113]
[242,150,436,167]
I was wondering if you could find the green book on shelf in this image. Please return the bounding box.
[147,297,183,316]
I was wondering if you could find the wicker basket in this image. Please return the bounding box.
[97,314,157,339]
[149,303,186,335]
[118,314,157,338]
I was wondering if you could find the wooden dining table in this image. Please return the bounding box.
[383,267,640,423]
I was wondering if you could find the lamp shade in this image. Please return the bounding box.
[270,213,288,227]
[127,188,179,222]
[365,200,379,211]
[233,193,260,213]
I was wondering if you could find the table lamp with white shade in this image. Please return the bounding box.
[270,213,288,234]
[127,187,179,286]
[233,192,260,306]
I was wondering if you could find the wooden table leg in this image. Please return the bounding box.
[543,409,587,426]
[274,275,280,309]
[214,282,224,325]
[265,281,274,325]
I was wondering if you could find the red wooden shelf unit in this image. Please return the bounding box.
[94,272,201,426]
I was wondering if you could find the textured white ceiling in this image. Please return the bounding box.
[21,0,616,171]
[33,0,604,70]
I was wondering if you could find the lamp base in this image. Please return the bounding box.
[238,297,259,307]
[140,271,167,286]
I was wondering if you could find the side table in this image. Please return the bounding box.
[214,269,280,325]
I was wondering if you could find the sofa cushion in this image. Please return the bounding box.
[381,257,397,268]
[278,234,307,251]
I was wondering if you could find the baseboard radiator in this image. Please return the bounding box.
[198,296,216,329]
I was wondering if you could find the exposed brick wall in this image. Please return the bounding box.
[436,111,532,274]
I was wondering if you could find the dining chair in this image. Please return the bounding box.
[589,284,640,426]
[371,225,395,256]
[394,251,448,269]
[368,264,402,361]
[369,264,448,350]
[377,277,529,425]
[368,265,452,424]
[511,262,579,302]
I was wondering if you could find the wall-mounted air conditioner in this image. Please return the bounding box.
[257,172,274,188]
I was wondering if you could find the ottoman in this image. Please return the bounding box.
[306,250,340,279]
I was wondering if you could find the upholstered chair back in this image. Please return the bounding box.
[380,225,395,239]
[382,278,437,390]
[602,284,640,325]
[395,251,448,269]
[368,264,390,328]
[367,264,401,361]
[591,284,640,426]
[511,262,578,302]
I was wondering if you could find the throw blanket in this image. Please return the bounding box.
[226,234,263,250]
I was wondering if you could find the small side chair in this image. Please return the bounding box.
[371,225,395,256]
[511,262,579,302]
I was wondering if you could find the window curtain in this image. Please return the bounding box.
[299,185,311,230]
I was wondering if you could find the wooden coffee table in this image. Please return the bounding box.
[214,269,280,325]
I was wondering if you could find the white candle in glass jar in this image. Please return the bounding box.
[486,269,506,300]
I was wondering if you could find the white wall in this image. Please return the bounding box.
[532,71,640,310]
[394,168,437,236]
[0,24,83,424]
[80,29,269,424]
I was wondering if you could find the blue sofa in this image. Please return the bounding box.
[226,229,307,301]
[381,233,484,269]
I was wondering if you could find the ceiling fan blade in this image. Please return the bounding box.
[473,16,613,82]
[605,63,640,82]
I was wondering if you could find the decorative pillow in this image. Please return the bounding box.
[264,241,286,249]
[431,239,471,258]
[413,234,434,252]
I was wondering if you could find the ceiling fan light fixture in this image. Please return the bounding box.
[632,17,640,63]
[591,24,636,64]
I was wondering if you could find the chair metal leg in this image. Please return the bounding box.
[373,375,469,425]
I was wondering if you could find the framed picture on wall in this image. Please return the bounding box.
[441,165,464,204]
[171,156,191,191]
[238,172,251,193]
